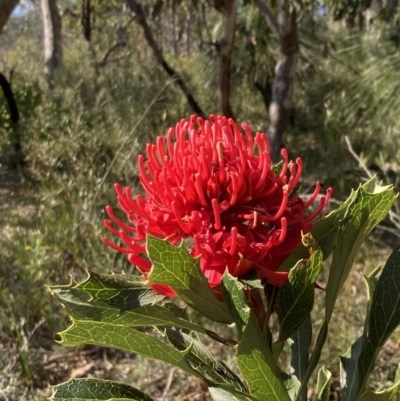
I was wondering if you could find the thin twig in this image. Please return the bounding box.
[344,135,373,179]
[127,0,206,117]
[87,78,175,217]
[97,42,125,67]
[98,50,135,66]
[160,368,176,401]
[1,317,46,378]
[345,135,400,231]
[254,0,280,39]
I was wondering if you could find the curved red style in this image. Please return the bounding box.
[102,115,331,296]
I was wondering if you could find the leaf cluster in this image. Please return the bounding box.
[50,179,400,401]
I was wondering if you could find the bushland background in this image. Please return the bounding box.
[0,1,399,400]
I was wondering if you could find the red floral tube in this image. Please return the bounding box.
[102,115,332,296]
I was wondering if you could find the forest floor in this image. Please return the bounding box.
[0,151,399,401]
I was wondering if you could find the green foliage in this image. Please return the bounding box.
[51,273,204,332]
[290,318,312,401]
[148,236,232,324]
[48,179,400,401]
[51,257,254,400]
[50,378,155,401]
[276,234,323,341]
[3,1,400,400]
[316,367,332,401]
[325,179,397,320]
[340,246,400,401]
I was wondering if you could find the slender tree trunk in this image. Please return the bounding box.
[185,3,191,56]
[0,73,24,166]
[0,0,18,32]
[216,0,236,119]
[170,1,177,56]
[268,9,298,162]
[40,0,63,88]
[255,0,298,162]
[0,73,18,124]
[81,0,91,42]
[126,0,206,118]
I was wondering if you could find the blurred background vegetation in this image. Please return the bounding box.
[0,0,400,400]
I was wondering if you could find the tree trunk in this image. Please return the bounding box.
[0,0,18,33]
[170,1,177,56]
[268,9,298,162]
[126,0,206,118]
[0,73,18,124]
[185,3,191,56]
[216,0,236,119]
[40,0,63,88]
[255,0,298,162]
[0,73,24,166]
[81,0,91,42]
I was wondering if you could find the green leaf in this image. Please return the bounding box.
[220,273,289,400]
[340,336,365,401]
[358,365,400,401]
[79,271,165,310]
[165,328,248,393]
[290,317,312,401]
[367,245,400,350]
[221,273,250,336]
[361,266,382,332]
[282,374,301,401]
[147,236,232,324]
[316,367,332,401]
[208,387,255,401]
[50,378,154,401]
[50,283,206,334]
[326,180,396,321]
[237,310,290,401]
[293,181,395,401]
[272,160,284,176]
[58,320,204,380]
[276,234,323,341]
[341,245,400,401]
[239,272,263,289]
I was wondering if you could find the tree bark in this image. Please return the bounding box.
[185,3,191,55]
[126,0,206,119]
[0,73,18,124]
[216,0,236,119]
[255,0,298,163]
[0,0,19,33]
[40,0,63,87]
[81,0,91,42]
[170,1,177,56]
[0,73,24,166]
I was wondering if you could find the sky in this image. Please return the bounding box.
[11,0,35,18]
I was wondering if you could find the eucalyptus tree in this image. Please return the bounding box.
[0,0,19,32]
[81,0,90,41]
[40,0,62,87]
[253,0,299,161]
[208,0,237,118]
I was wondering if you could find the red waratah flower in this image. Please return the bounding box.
[102,115,331,297]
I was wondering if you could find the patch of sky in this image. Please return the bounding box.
[12,0,34,18]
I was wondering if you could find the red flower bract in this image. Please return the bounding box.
[102,115,331,297]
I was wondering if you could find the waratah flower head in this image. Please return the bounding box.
[102,115,331,296]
